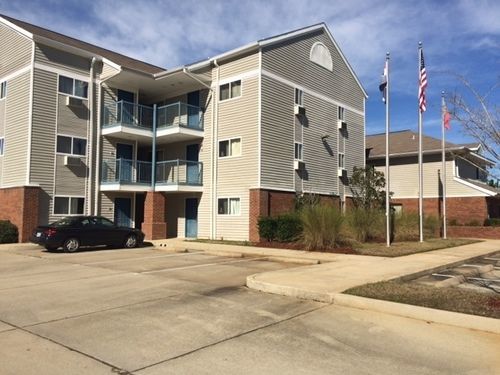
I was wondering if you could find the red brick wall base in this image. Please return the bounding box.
[249,189,339,242]
[392,196,489,225]
[142,192,167,240]
[448,226,500,239]
[0,186,41,242]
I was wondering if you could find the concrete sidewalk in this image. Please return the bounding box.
[154,238,500,334]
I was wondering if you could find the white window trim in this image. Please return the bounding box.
[338,106,345,121]
[217,197,242,216]
[55,133,87,156]
[0,81,7,100]
[339,152,345,168]
[294,142,304,161]
[0,137,4,156]
[57,74,88,99]
[219,80,242,102]
[294,88,304,106]
[52,195,86,216]
[309,41,333,72]
[218,137,242,159]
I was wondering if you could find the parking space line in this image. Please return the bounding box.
[141,257,269,274]
[82,251,203,266]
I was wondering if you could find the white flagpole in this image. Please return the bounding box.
[418,42,424,243]
[385,52,391,247]
[441,91,447,239]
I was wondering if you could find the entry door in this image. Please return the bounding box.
[186,144,199,185]
[116,143,133,182]
[117,89,135,125]
[187,90,200,128]
[114,198,132,227]
[185,198,198,238]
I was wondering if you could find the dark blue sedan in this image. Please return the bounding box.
[31,216,145,252]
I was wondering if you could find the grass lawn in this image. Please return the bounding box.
[354,238,480,257]
[345,280,500,319]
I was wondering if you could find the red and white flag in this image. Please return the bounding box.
[418,48,427,112]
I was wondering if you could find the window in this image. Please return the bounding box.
[294,142,303,160]
[295,88,304,106]
[338,106,345,121]
[219,80,241,101]
[56,135,87,156]
[310,42,333,71]
[218,198,241,215]
[54,197,85,215]
[0,81,6,99]
[0,138,4,156]
[339,153,345,169]
[219,138,241,157]
[58,75,88,98]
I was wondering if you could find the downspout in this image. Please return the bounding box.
[212,60,220,239]
[87,57,97,215]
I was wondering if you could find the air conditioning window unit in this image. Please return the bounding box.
[64,155,82,167]
[337,119,347,130]
[294,104,306,116]
[338,167,347,178]
[294,160,305,170]
[66,96,84,107]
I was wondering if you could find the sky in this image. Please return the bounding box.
[1,0,498,155]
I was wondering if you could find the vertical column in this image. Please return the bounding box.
[142,192,167,240]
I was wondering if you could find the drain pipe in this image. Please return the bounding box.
[212,59,220,239]
[87,57,97,215]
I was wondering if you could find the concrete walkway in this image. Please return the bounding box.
[155,238,500,334]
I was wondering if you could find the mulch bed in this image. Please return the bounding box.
[254,241,357,254]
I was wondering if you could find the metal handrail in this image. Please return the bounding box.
[155,159,203,185]
[103,100,154,129]
[101,158,152,184]
[157,102,203,130]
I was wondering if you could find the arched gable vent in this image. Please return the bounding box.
[310,42,333,71]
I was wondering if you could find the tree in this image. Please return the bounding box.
[447,75,500,166]
[349,166,389,210]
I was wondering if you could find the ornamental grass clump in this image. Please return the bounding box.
[345,208,385,243]
[300,205,343,250]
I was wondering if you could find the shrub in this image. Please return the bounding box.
[449,218,459,226]
[275,214,302,242]
[484,218,500,227]
[424,215,439,238]
[393,211,419,241]
[345,208,384,242]
[257,216,277,242]
[0,220,18,244]
[467,219,481,226]
[300,205,343,250]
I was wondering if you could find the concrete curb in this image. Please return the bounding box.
[332,293,500,335]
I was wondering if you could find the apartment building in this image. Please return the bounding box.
[366,130,500,223]
[0,15,367,242]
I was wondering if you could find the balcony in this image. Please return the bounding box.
[155,159,203,192]
[102,101,153,143]
[156,102,204,144]
[100,158,152,192]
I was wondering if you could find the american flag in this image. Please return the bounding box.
[418,47,427,112]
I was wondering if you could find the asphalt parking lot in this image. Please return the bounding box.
[1,244,499,375]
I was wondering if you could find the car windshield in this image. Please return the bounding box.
[50,217,80,227]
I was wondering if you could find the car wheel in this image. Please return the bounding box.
[124,234,137,248]
[45,245,58,252]
[63,237,80,253]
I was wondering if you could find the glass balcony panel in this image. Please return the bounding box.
[157,102,203,130]
[155,160,202,185]
[101,159,152,184]
[103,101,153,129]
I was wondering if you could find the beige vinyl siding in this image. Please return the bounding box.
[34,44,90,75]
[373,156,489,198]
[215,75,259,240]
[301,93,338,195]
[197,89,212,239]
[165,193,203,238]
[100,61,120,80]
[262,29,364,112]
[30,68,57,224]
[344,109,365,181]
[0,100,5,135]
[260,75,295,191]
[54,155,87,195]
[100,192,133,223]
[0,23,32,77]
[217,52,259,80]
[2,71,30,186]
[57,94,89,137]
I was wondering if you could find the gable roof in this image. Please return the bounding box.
[0,14,165,75]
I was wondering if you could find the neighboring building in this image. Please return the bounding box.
[366,130,500,224]
[0,14,367,242]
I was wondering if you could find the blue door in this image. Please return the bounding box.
[114,198,132,227]
[117,89,135,125]
[185,198,198,238]
[186,144,199,185]
[116,143,133,182]
[187,90,200,128]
